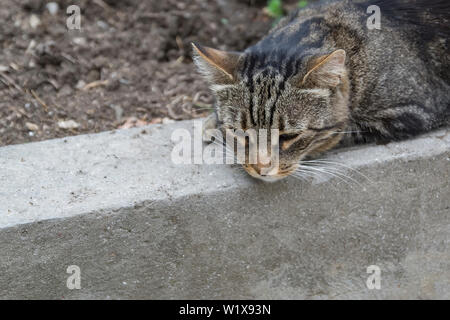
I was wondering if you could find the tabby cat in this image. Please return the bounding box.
[193,0,450,181]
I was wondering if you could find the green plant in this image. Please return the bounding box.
[298,0,308,8]
[266,0,284,19]
[266,0,309,20]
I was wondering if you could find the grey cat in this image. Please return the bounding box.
[193,0,450,181]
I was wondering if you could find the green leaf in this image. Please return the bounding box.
[266,0,284,19]
[298,0,308,8]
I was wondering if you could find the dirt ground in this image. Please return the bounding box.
[0,0,300,146]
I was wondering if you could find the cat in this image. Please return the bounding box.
[193,0,450,181]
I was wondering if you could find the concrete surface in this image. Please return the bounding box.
[0,121,449,299]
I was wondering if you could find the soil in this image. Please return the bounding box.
[0,0,299,146]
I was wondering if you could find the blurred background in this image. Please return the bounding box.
[0,0,312,146]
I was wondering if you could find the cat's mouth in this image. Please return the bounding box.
[243,164,298,182]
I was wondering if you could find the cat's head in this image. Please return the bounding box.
[193,43,350,181]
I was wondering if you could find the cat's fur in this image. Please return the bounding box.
[193,0,450,180]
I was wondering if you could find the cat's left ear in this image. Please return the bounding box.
[300,49,347,88]
[192,43,242,84]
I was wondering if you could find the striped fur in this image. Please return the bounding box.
[194,0,450,179]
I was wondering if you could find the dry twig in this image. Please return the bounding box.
[30,89,49,112]
[82,80,109,91]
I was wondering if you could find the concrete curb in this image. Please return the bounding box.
[0,122,449,299]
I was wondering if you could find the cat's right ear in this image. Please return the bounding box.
[192,43,241,85]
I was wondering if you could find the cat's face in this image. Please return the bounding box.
[193,43,350,181]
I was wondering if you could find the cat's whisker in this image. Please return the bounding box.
[302,163,363,186]
[301,159,373,184]
[302,159,361,175]
[328,130,365,134]
[290,168,312,179]
[207,139,239,163]
[297,164,357,187]
[291,170,316,182]
[293,165,330,180]
[289,173,310,182]
[292,169,333,185]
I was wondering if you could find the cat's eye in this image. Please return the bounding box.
[279,133,299,143]
[279,133,301,150]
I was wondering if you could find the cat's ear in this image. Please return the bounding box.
[301,49,346,88]
[192,43,241,84]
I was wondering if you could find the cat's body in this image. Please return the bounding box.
[263,0,450,143]
[194,0,450,180]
